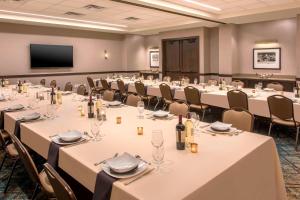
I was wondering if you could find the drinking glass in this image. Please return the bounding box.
[137,100,145,119]
[189,112,200,132]
[90,119,101,141]
[46,104,55,119]
[151,130,164,168]
[194,78,198,85]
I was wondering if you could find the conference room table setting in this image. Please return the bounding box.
[0,84,287,200]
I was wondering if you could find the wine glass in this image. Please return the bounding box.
[194,78,198,85]
[137,100,145,119]
[190,112,200,135]
[46,104,55,119]
[151,130,164,169]
[90,119,101,141]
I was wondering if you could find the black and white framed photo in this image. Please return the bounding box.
[150,51,159,68]
[253,48,281,70]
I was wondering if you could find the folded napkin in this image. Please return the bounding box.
[47,142,61,169]
[93,171,118,200]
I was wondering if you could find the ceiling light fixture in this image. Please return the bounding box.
[183,0,221,11]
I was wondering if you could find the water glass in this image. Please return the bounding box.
[151,130,164,167]
[90,119,101,141]
[137,100,145,118]
[194,78,198,85]
[46,104,55,119]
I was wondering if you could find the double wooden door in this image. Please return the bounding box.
[162,37,199,82]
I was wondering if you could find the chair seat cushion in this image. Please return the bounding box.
[190,104,209,110]
[39,170,55,195]
[6,143,18,157]
[272,118,300,127]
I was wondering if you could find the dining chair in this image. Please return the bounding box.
[0,132,19,193]
[169,102,189,117]
[10,134,55,199]
[159,83,174,110]
[87,77,103,95]
[231,80,244,88]
[134,81,155,108]
[126,94,141,107]
[43,163,77,200]
[77,84,87,96]
[100,79,110,90]
[117,79,128,103]
[103,90,115,101]
[64,82,73,92]
[267,95,299,150]
[163,76,171,82]
[40,79,46,86]
[227,90,249,110]
[50,80,57,88]
[222,108,254,132]
[184,86,209,121]
[266,82,284,91]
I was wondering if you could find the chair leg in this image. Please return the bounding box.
[268,123,273,136]
[154,98,161,111]
[4,159,18,193]
[295,126,299,151]
[31,183,39,200]
[201,109,206,121]
[0,152,7,172]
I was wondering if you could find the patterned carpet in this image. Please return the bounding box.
[0,108,299,199]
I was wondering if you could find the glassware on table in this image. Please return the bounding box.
[46,104,56,119]
[137,100,145,119]
[90,119,101,141]
[194,78,198,85]
[189,112,200,134]
[151,130,164,168]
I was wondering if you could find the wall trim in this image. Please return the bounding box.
[199,73,232,77]
[1,70,140,79]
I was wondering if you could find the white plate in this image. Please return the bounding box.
[58,130,83,142]
[20,112,41,121]
[263,88,274,92]
[210,121,232,131]
[6,104,24,112]
[102,161,148,179]
[51,135,86,145]
[247,93,259,98]
[108,101,122,106]
[206,127,237,134]
[153,110,169,118]
[106,152,140,174]
[62,91,72,95]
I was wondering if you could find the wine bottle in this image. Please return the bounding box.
[176,115,185,150]
[184,113,194,149]
[17,80,22,93]
[50,87,56,104]
[88,95,94,118]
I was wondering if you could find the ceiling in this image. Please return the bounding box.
[0,0,299,34]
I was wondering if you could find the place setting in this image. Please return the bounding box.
[49,130,90,146]
[146,110,174,121]
[202,121,243,136]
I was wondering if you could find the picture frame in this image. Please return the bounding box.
[150,51,159,68]
[253,48,281,70]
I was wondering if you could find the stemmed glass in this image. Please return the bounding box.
[190,112,200,135]
[137,100,145,119]
[151,130,164,170]
[194,78,198,85]
[90,119,103,141]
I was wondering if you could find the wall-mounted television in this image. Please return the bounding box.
[30,44,73,68]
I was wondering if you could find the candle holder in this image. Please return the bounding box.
[190,143,198,153]
[137,127,143,135]
[116,116,122,124]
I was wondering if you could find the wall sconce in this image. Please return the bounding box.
[104,50,108,60]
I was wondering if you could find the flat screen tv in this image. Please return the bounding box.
[30,44,73,68]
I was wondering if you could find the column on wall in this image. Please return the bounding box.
[218,24,238,83]
[296,15,300,79]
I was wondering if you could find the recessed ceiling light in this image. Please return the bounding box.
[83,4,105,10]
[183,0,221,11]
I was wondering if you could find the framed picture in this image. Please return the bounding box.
[150,51,159,68]
[253,48,281,70]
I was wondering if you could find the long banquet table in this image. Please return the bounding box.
[100,78,300,121]
[1,85,287,200]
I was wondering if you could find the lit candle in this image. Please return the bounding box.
[137,127,143,135]
[116,116,122,124]
[190,143,198,153]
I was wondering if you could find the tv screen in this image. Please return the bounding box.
[30,44,73,68]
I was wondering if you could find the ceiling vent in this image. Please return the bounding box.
[83,4,105,10]
[124,17,140,21]
[64,12,85,16]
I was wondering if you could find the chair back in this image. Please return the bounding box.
[231,80,244,88]
[117,79,126,94]
[100,79,110,90]
[169,102,189,117]
[50,80,57,88]
[103,90,114,101]
[77,84,87,96]
[135,81,146,96]
[184,86,201,105]
[222,108,254,132]
[126,94,141,107]
[10,134,40,185]
[266,82,284,91]
[163,76,171,82]
[64,82,73,91]
[159,83,173,101]
[43,163,77,200]
[227,90,248,110]
[40,79,46,86]
[87,77,95,89]
[267,95,294,121]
